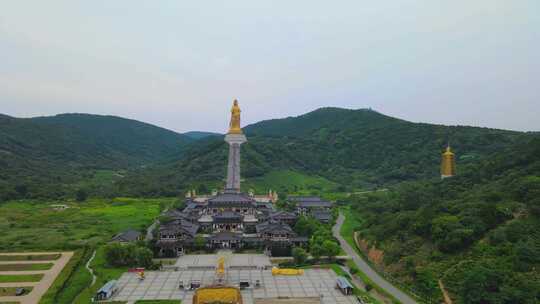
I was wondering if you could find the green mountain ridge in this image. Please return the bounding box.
[183,131,221,140]
[0,113,193,200]
[117,107,526,196]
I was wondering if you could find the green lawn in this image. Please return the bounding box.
[0,254,61,261]
[40,249,92,304]
[244,170,339,194]
[0,274,43,283]
[73,246,129,304]
[0,286,33,296]
[0,198,175,251]
[0,263,53,271]
[0,197,176,304]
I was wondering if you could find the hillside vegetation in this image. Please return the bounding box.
[346,136,540,303]
[0,113,193,200]
[118,108,525,196]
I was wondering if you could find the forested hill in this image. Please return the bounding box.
[346,135,540,303]
[0,113,193,200]
[118,107,527,196]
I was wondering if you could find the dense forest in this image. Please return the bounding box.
[117,108,525,197]
[346,136,540,303]
[1,108,531,200]
[0,113,194,200]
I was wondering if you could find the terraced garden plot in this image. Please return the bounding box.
[0,255,60,262]
[0,263,53,271]
[0,287,33,296]
[0,274,44,283]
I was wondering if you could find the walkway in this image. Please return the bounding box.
[86,250,97,286]
[333,212,417,304]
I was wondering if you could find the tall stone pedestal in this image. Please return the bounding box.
[225,133,247,192]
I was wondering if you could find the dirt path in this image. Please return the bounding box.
[0,251,73,304]
[86,249,97,286]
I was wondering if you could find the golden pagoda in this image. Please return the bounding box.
[228,99,242,134]
[440,144,456,179]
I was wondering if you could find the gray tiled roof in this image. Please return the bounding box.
[111,229,141,242]
[209,231,242,241]
[159,219,199,237]
[298,200,332,208]
[312,210,332,221]
[208,192,256,208]
[256,221,294,234]
[287,196,323,202]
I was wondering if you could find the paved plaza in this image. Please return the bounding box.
[110,268,357,304]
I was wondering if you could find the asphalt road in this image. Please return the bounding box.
[333,212,417,304]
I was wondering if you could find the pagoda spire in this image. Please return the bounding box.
[441,143,456,179]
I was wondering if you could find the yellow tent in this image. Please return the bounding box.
[271,267,304,276]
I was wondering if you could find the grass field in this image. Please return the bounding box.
[39,249,92,304]
[0,274,43,283]
[0,254,61,261]
[0,263,53,271]
[73,246,129,304]
[0,197,177,303]
[244,170,339,194]
[0,286,33,296]
[0,197,176,252]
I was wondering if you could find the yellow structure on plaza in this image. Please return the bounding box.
[217,257,225,276]
[271,267,304,276]
[441,144,456,179]
[193,286,243,304]
[228,99,243,134]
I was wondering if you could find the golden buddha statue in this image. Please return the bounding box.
[441,145,456,179]
[228,99,242,134]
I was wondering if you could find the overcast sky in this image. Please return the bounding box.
[1,1,539,133]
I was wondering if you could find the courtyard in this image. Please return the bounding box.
[110,253,358,304]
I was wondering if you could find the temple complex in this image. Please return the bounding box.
[440,144,456,179]
[156,100,308,257]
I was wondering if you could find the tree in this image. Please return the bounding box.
[322,240,340,260]
[134,247,154,268]
[104,243,154,268]
[75,189,88,202]
[14,184,28,197]
[292,247,308,265]
[461,263,504,304]
[194,235,206,250]
[293,216,319,236]
[310,244,323,260]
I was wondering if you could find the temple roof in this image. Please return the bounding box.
[160,219,199,237]
[208,192,256,208]
[287,196,323,202]
[256,220,295,234]
[312,210,332,222]
[269,210,297,220]
[297,200,332,208]
[213,211,243,223]
[209,231,242,241]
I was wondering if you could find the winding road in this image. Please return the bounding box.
[333,212,417,304]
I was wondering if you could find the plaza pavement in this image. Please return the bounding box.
[111,267,357,304]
